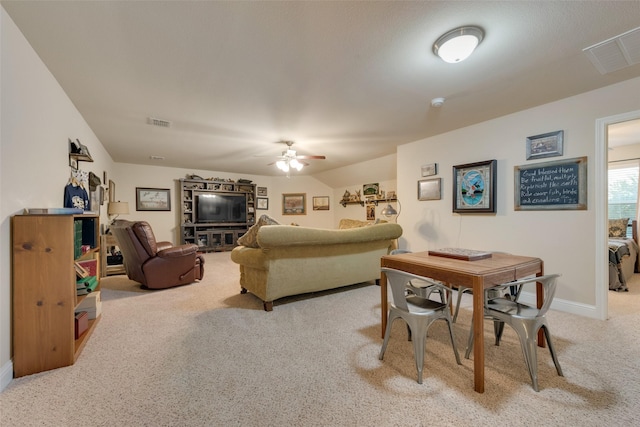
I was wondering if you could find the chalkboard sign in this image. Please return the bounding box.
[514,156,587,210]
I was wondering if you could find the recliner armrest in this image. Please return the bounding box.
[157,241,173,252]
[157,244,198,258]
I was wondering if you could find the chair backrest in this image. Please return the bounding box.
[506,274,560,317]
[111,220,158,284]
[382,267,447,312]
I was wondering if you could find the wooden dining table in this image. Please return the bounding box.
[380,251,543,393]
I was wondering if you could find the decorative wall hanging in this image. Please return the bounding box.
[514,156,587,210]
[418,178,442,201]
[257,197,269,210]
[136,187,171,211]
[312,196,330,210]
[421,163,438,177]
[453,160,497,213]
[526,130,564,160]
[282,193,306,215]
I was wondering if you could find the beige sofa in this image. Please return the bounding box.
[230,222,402,311]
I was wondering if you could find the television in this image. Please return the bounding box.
[196,194,247,223]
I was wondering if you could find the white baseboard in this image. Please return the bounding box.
[519,292,601,319]
[0,359,13,392]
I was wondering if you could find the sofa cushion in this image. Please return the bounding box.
[237,214,280,248]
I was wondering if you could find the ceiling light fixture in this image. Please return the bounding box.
[433,26,484,63]
[276,148,304,178]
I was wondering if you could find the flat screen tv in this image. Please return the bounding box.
[196,194,247,223]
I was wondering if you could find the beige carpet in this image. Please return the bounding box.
[1,251,639,426]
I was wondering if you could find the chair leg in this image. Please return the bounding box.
[445,317,462,365]
[512,323,540,392]
[453,287,465,323]
[408,317,431,384]
[464,322,474,359]
[542,325,564,377]
[493,320,505,345]
[379,312,399,360]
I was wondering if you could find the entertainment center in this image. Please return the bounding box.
[179,178,256,251]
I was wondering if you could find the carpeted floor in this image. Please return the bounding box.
[1,251,639,426]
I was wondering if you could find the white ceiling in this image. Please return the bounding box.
[3,1,640,176]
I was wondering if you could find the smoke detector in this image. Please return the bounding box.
[431,97,445,108]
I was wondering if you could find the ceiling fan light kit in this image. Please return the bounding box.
[271,141,325,177]
[433,26,484,63]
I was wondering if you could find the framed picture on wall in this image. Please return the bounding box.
[136,187,171,211]
[526,130,564,160]
[257,197,269,210]
[312,196,330,210]
[282,193,306,215]
[418,178,441,201]
[453,159,497,213]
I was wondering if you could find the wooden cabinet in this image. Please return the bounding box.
[11,214,101,377]
[179,178,256,251]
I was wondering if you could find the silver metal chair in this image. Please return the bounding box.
[464,274,564,391]
[379,268,461,384]
[389,249,447,303]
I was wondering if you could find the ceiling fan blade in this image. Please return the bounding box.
[296,155,326,160]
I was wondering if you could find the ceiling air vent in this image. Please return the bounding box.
[583,26,640,74]
[147,117,172,128]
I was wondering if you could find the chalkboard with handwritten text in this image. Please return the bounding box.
[514,156,587,210]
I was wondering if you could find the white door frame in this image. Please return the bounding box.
[595,109,640,320]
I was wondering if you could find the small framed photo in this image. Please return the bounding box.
[257,197,269,210]
[257,187,268,196]
[362,183,379,196]
[366,203,376,221]
[526,130,564,160]
[453,160,497,214]
[421,163,438,177]
[69,156,78,170]
[312,196,330,210]
[136,187,171,211]
[282,193,306,215]
[418,178,441,201]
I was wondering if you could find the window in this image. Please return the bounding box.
[608,161,639,237]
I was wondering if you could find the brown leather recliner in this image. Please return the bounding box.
[111,220,204,289]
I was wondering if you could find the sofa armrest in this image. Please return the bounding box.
[156,241,173,252]
[230,246,268,269]
[157,244,198,259]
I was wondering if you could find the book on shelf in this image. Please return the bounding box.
[77,259,97,276]
[24,207,84,215]
[427,247,493,261]
[76,276,98,295]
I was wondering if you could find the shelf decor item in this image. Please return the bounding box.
[526,130,564,160]
[453,159,497,213]
[282,193,306,215]
[136,187,171,211]
[418,178,441,201]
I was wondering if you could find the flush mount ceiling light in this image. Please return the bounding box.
[433,26,484,63]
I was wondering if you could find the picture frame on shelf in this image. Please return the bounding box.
[136,187,171,211]
[526,130,564,160]
[282,193,306,215]
[362,183,379,196]
[453,159,497,213]
[418,178,442,201]
[257,197,269,210]
[421,163,438,177]
[312,196,330,210]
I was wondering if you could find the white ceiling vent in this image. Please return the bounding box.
[147,117,172,128]
[583,27,640,74]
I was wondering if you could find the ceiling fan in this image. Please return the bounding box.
[270,141,326,176]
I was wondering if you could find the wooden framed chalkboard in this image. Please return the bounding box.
[514,156,587,210]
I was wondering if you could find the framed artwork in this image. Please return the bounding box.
[526,130,564,160]
[366,203,376,221]
[257,187,268,196]
[257,197,269,210]
[453,160,497,213]
[313,196,330,210]
[418,178,441,201]
[282,193,306,215]
[69,156,78,170]
[136,187,171,211]
[108,180,116,203]
[515,156,587,210]
[421,163,438,177]
[362,183,379,196]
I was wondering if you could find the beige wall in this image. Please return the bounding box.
[397,77,640,319]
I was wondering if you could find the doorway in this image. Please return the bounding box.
[597,109,640,319]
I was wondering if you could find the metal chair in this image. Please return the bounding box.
[379,268,461,384]
[464,274,564,391]
[389,249,447,303]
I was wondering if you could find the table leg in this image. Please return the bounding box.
[472,277,485,393]
[381,270,388,338]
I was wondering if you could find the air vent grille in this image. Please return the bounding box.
[147,117,172,128]
[583,27,640,74]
